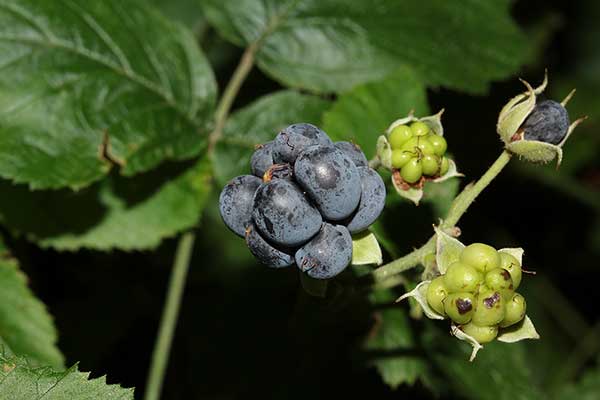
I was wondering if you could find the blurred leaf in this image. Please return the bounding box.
[0,0,216,190]
[214,90,329,185]
[202,0,527,93]
[422,177,460,218]
[366,290,427,388]
[148,0,205,29]
[323,66,429,159]
[556,362,600,400]
[0,241,63,369]
[352,231,383,266]
[0,159,212,251]
[0,352,133,399]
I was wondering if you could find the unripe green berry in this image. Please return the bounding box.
[485,268,514,292]
[389,125,413,149]
[500,293,526,328]
[461,322,498,344]
[401,137,435,156]
[443,292,475,324]
[460,243,501,272]
[472,289,506,326]
[439,157,450,176]
[400,158,422,184]
[426,276,449,316]
[421,154,440,176]
[428,134,447,156]
[499,252,522,289]
[391,150,412,169]
[410,121,430,136]
[444,262,483,293]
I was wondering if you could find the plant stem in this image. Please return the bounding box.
[207,41,259,155]
[144,232,195,400]
[370,150,513,283]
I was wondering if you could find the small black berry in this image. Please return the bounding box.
[522,100,570,145]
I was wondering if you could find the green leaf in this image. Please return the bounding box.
[556,363,600,400]
[214,90,330,185]
[0,0,216,190]
[148,0,205,29]
[0,353,133,399]
[351,231,383,266]
[323,66,429,159]
[366,290,426,388]
[0,243,63,369]
[202,0,527,93]
[0,159,212,251]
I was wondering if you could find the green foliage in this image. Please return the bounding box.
[323,66,429,159]
[214,90,329,184]
[0,0,216,189]
[202,0,527,93]
[0,159,212,251]
[0,353,133,399]
[556,363,600,400]
[0,242,63,368]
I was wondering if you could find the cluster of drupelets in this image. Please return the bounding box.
[426,243,527,343]
[219,123,386,279]
[389,121,450,184]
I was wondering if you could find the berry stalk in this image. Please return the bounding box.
[370,150,513,283]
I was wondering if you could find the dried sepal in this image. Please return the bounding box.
[435,226,464,274]
[497,315,540,343]
[450,324,483,362]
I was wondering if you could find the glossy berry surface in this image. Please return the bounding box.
[461,322,498,344]
[389,125,413,149]
[294,145,361,221]
[460,243,501,272]
[410,121,430,136]
[426,276,449,316]
[263,163,293,181]
[485,268,513,291]
[295,223,352,279]
[219,175,262,237]
[252,179,322,247]
[444,292,475,324]
[472,289,505,326]
[334,141,368,167]
[272,123,332,163]
[346,167,386,233]
[391,150,411,169]
[428,134,447,156]
[421,154,440,176]
[400,158,422,184]
[500,293,526,328]
[251,141,274,177]
[245,224,294,268]
[499,252,522,289]
[444,262,483,293]
[522,100,570,145]
[439,157,450,176]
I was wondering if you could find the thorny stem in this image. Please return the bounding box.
[370,150,513,283]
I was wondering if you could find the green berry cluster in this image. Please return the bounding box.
[389,121,450,184]
[426,243,527,344]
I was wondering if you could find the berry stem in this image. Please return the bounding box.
[144,232,195,400]
[370,150,513,283]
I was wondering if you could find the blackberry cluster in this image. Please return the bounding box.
[389,121,450,184]
[219,123,386,279]
[426,243,526,343]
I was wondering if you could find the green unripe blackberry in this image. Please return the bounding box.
[391,150,412,169]
[439,157,450,176]
[444,292,475,324]
[426,276,449,316]
[499,252,522,289]
[421,154,440,176]
[428,134,447,156]
[485,268,514,292]
[472,289,506,326]
[499,293,526,328]
[401,137,435,156]
[444,262,483,293]
[389,125,413,149]
[460,243,501,272]
[410,121,430,136]
[461,322,498,344]
[400,158,422,184]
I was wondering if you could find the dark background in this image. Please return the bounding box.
[9,0,599,398]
